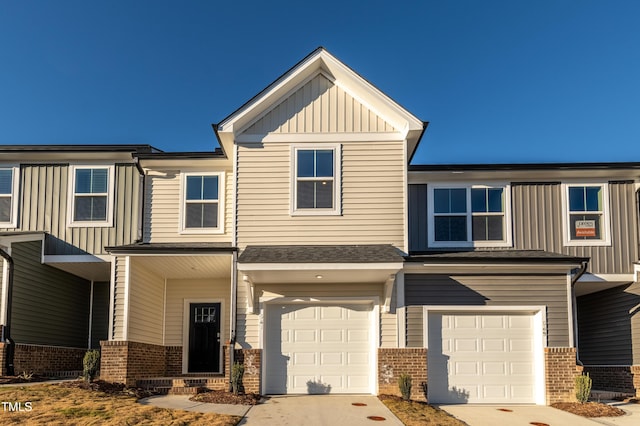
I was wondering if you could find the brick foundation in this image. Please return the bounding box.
[545,347,583,404]
[583,365,640,397]
[4,344,86,376]
[0,342,7,376]
[165,346,182,376]
[378,348,427,401]
[232,348,262,394]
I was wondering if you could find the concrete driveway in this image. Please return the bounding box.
[239,395,403,425]
[438,404,612,426]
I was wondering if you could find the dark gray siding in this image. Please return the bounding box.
[11,240,90,347]
[405,273,570,347]
[408,182,639,274]
[0,163,141,255]
[577,282,640,365]
[90,281,109,349]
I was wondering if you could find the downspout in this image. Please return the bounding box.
[0,247,15,375]
[133,156,145,243]
[229,250,237,392]
[571,260,589,365]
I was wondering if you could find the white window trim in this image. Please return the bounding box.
[67,165,115,227]
[427,183,512,248]
[179,171,225,234]
[290,144,342,216]
[0,166,19,228]
[561,182,611,247]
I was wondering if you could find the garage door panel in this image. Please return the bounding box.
[428,312,537,404]
[265,304,373,394]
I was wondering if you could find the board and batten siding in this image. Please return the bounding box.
[11,240,91,348]
[236,282,396,348]
[126,259,164,345]
[404,274,570,348]
[408,182,638,275]
[144,168,234,243]
[577,282,640,365]
[243,73,397,135]
[237,141,405,248]
[0,164,141,255]
[164,278,231,346]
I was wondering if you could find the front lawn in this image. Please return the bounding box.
[0,382,240,425]
[379,395,467,425]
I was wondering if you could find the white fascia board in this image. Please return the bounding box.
[0,233,44,246]
[43,254,110,263]
[578,273,635,282]
[403,262,580,274]
[238,262,404,271]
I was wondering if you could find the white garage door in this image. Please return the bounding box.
[428,312,536,404]
[265,303,372,394]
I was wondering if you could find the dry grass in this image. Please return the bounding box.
[0,384,240,425]
[379,395,467,426]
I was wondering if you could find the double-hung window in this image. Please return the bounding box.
[181,172,224,233]
[428,184,511,247]
[0,167,18,228]
[562,183,610,246]
[69,166,114,227]
[291,145,340,215]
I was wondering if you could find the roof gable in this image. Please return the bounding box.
[217,48,424,150]
[241,73,397,136]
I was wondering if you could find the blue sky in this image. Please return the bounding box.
[1,1,638,164]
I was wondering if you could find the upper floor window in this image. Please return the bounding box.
[562,183,610,246]
[427,184,512,248]
[0,167,18,228]
[68,166,114,227]
[181,172,224,233]
[291,145,341,215]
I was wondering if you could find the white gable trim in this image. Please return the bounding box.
[236,132,405,144]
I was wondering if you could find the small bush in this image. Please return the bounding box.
[83,350,100,382]
[398,373,412,401]
[231,362,245,395]
[575,373,592,403]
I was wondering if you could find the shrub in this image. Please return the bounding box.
[231,362,245,395]
[398,373,412,401]
[575,373,592,403]
[83,350,100,382]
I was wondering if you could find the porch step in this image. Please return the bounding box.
[590,389,634,401]
[137,376,228,395]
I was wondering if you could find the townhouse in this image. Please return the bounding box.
[1,47,639,403]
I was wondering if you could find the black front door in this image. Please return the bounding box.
[188,303,221,373]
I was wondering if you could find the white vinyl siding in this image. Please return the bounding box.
[127,259,164,345]
[144,168,233,243]
[164,278,231,346]
[237,141,405,248]
[112,256,127,340]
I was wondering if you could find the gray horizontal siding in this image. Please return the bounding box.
[577,282,640,365]
[405,273,570,347]
[11,240,90,348]
[0,163,141,256]
[90,281,110,349]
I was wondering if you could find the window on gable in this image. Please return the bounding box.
[69,166,114,226]
[182,173,224,233]
[292,145,340,215]
[563,184,610,245]
[0,168,17,227]
[429,184,511,247]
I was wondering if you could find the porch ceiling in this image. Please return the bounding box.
[47,261,111,282]
[131,255,231,280]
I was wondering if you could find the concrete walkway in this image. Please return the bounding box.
[439,404,601,425]
[140,394,403,425]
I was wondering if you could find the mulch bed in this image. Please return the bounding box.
[190,390,262,405]
[551,402,626,417]
[60,379,155,399]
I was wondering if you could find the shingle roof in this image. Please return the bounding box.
[105,242,236,254]
[406,249,588,263]
[238,245,405,264]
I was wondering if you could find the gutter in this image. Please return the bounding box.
[0,247,15,375]
[132,157,145,243]
[571,260,589,365]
